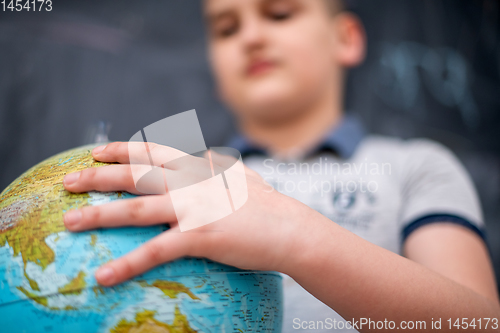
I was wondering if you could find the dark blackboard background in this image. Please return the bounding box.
[1,0,499,286]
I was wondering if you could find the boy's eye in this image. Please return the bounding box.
[218,24,238,38]
[269,10,292,21]
[212,17,239,38]
[265,0,297,21]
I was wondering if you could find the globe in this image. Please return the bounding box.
[0,145,283,333]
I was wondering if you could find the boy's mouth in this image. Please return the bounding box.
[246,58,277,77]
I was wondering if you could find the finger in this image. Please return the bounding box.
[208,149,261,180]
[94,225,192,286]
[162,153,210,171]
[92,142,188,166]
[63,164,153,195]
[63,195,177,232]
[205,149,235,176]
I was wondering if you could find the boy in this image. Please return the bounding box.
[62,0,500,331]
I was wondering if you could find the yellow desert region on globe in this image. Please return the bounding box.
[0,145,283,333]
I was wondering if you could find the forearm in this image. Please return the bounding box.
[281,212,500,332]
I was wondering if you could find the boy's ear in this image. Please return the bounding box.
[331,12,366,68]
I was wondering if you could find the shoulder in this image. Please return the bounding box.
[356,135,464,170]
[357,135,453,156]
[355,135,475,193]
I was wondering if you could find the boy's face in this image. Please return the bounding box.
[204,0,349,125]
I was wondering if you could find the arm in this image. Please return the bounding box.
[404,222,499,305]
[63,142,500,332]
[283,214,500,332]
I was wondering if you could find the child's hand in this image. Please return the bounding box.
[63,142,315,286]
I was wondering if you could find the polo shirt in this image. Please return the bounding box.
[228,115,486,332]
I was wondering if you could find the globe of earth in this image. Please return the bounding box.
[0,145,283,333]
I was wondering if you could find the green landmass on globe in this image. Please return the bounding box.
[0,145,283,333]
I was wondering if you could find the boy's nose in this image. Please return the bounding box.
[240,15,267,52]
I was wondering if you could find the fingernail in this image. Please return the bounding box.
[64,172,80,185]
[64,210,82,227]
[93,145,106,155]
[96,266,115,285]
